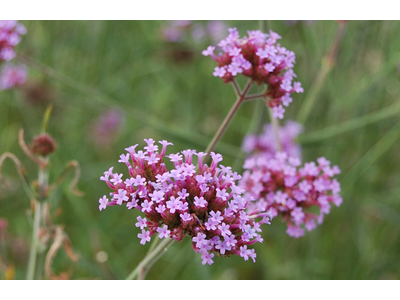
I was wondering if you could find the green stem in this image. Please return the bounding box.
[297,102,400,144]
[341,121,400,191]
[38,167,49,201]
[296,21,346,124]
[125,238,174,280]
[204,80,252,156]
[26,201,41,280]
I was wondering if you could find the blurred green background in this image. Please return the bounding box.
[1,20,400,280]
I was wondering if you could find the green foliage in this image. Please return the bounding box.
[1,20,400,279]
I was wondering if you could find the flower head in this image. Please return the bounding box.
[0,63,27,90]
[240,152,342,238]
[99,138,269,264]
[242,121,303,160]
[203,28,303,118]
[0,21,26,63]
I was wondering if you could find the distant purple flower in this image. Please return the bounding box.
[240,152,342,238]
[241,121,303,161]
[0,63,27,90]
[89,108,124,147]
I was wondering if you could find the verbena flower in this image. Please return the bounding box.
[99,138,271,265]
[242,120,303,160]
[202,28,303,119]
[88,108,125,147]
[0,63,27,90]
[240,152,342,238]
[161,20,192,42]
[0,20,26,64]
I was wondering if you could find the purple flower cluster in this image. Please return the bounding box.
[0,63,27,90]
[99,138,271,265]
[242,120,303,160]
[0,20,26,63]
[202,28,303,119]
[240,152,342,238]
[88,108,125,147]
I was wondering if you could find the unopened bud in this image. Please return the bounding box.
[30,133,57,157]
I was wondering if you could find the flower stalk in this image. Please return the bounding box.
[204,79,252,156]
[26,201,41,280]
[125,238,174,280]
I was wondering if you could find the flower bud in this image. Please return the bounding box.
[30,133,57,157]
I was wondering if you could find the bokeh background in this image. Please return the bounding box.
[1,20,400,279]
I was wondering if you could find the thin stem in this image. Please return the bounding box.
[204,80,252,156]
[231,79,242,96]
[146,234,160,254]
[296,21,346,124]
[297,101,400,144]
[26,201,41,280]
[244,93,266,101]
[125,238,174,280]
[268,107,282,152]
[38,167,49,201]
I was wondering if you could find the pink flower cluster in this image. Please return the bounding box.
[242,120,303,160]
[240,152,342,238]
[0,63,27,90]
[99,138,272,265]
[202,28,303,119]
[0,20,26,63]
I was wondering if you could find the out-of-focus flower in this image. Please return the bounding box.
[202,28,304,119]
[161,21,227,45]
[207,21,228,43]
[0,63,27,90]
[162,20,192,42]
[88,108,125,147]
[21,81,54,106]
[242,121,303,160]
[0,20,26,63]
[99,138,272,265]
[240,152,342,238]
[284,20,316,26]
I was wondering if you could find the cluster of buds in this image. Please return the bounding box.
[99,138,272,265]
[242,120,303,160]
[239,152,342,238]
[202,28,303,119]
[0,20,26,63]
